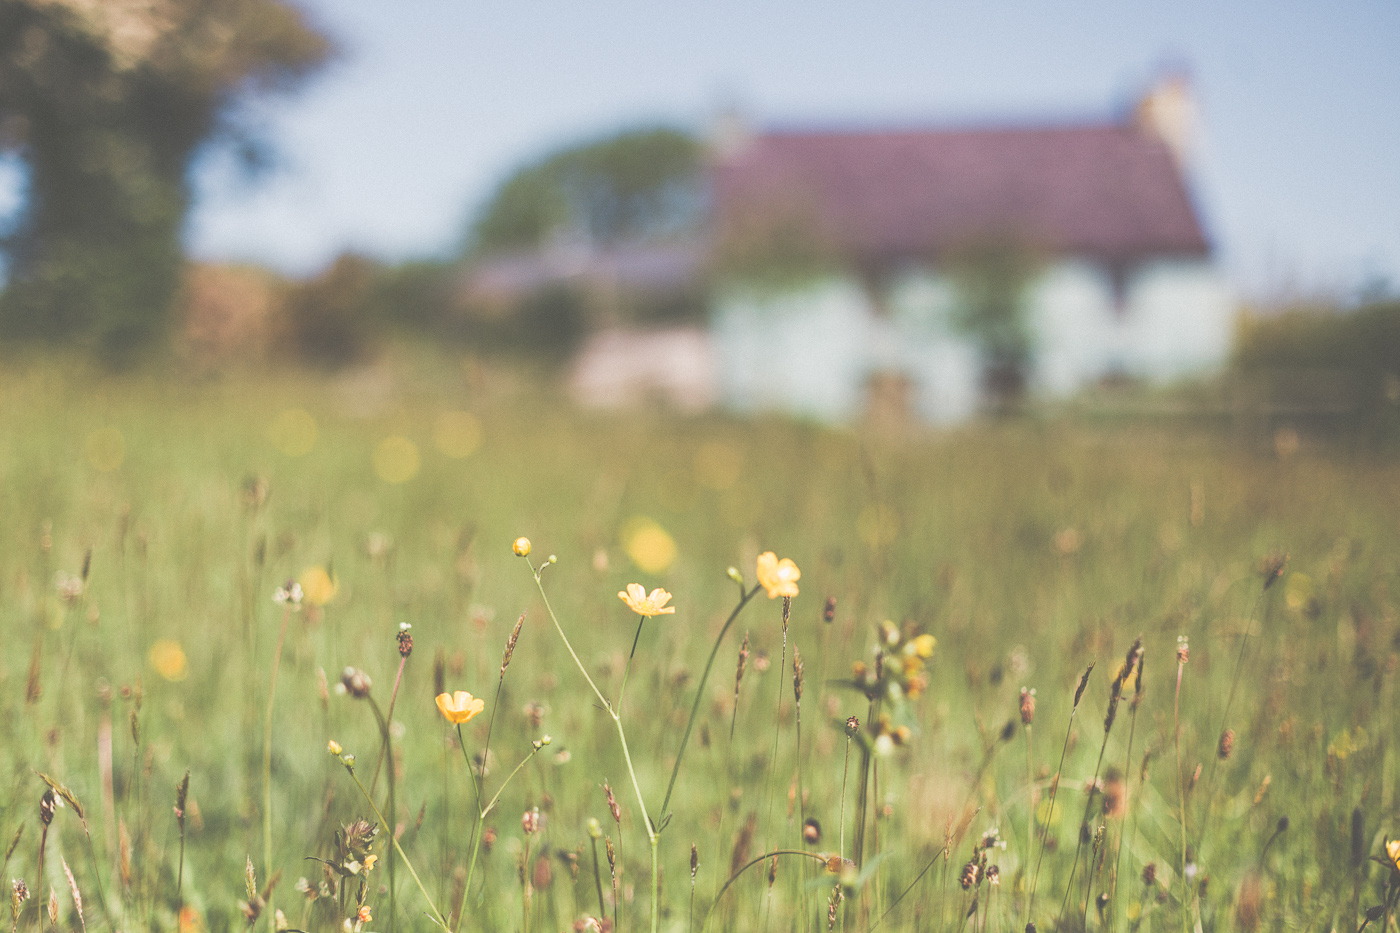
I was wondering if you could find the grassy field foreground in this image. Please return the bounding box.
[0,354,1398,933]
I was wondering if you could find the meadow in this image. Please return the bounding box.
[0,351,1397,933]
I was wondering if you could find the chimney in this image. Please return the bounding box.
[708,104,753,162]
[1134,72,1198,168]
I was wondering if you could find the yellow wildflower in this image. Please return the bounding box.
[1387,839,1400,872]
[756,551,800,599]
[363,854,377,873]
[618,583,676,617]
[513,537,532,557]
[436,690,485,725]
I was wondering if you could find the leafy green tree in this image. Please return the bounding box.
[0,0,330,358]
[468,126,704,255]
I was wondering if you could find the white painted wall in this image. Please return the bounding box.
[710,257,1234,423]
[712,278,875,421]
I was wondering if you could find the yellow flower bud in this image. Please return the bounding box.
[513,537,532,557]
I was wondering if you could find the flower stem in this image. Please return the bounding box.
[1176,661,1188,933]
[262,602,291,928]
[530,559,662,933]
[700,849,828,931]
[839,735,852,861]
[616,617,647,712]
[370,654,408,797]
[343,764,449,930]
[660,583,762,824]
[368,696,398,933]
[456,740,546,931]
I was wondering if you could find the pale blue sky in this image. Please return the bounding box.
[10,1,1399,300]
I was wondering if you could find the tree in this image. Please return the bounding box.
[0,0,331,358]
[468,126,704,256]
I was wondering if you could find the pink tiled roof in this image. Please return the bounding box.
[713,122,1210,265]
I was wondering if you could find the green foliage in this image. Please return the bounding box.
[0,0,331,359]
[468,126,704,255]
[710,195,845,289]
[1231,300,1400,444]
[1233,300,1400,387]
[946,238,1042,403]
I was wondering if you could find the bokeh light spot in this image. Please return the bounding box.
[299,566,337,606]
[149,639,188,682]
[373,435,420,483]
[269,409,318,457]
[1284,571,1315,612]
[622,516,677,574]
[86,427,126,472]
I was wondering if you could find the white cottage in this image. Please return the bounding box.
[710,81,1234,423]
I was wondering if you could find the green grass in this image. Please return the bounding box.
[1,350,1398,933]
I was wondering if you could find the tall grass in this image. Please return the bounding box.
[0,354,1397,931]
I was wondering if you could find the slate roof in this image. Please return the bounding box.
[713,122,1210,267]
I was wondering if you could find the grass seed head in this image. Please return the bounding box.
[175,770,190,831]
[502,612,525,675]
[1074,663,1095,709]
[959,857,981,890]
[10,879,28,921]
[824,596,836,623]
[604,783,621,826]
[39,790,57,826]
[1020,687,1036,725]
[61,857,83,933]
[396,622,413,657]
[734,632,750,702]
[340,667,372,699]
[433,649,446,697]
[1218,729,1235,760]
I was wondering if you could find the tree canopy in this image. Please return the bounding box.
[468,126,705,256]
[0,0,331,357]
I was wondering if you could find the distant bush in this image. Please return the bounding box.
[1230,301,1400,447]
[176,263,288,364]
[280,254,381,367]
[1234,300,1400,376]
[1232,300,1400,408]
